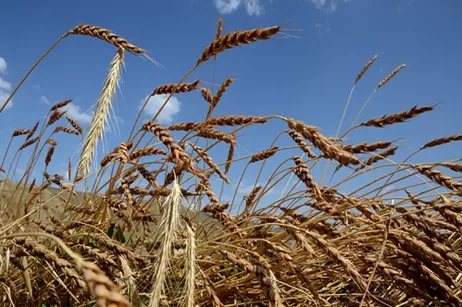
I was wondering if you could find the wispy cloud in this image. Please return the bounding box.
[0,57,6,74]
[398,0,415,12]
[62,103,93,125]
[214,0,264,16]
[315,22,331,36]
[0,78,11,91]
[140,94,181,125]
[0,56,13,110]
[33,84,41,90]
[40,96,50,105]
[310,0,349,12]
[0,91,13,110]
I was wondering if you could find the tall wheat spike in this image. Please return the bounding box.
[148,180,183,307]
[77,48,124,175]
[184,223,197,307]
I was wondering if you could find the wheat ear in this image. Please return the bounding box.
[77,48,124,175]
[359,105,434,128]
[197,26,280,65]
[377,64,406,89]
[184,222,197,307]
[148,180,183,307]
[119,255,141,305]
[421,134,462,150]
[355,54,378,84]
[68,25,144,54]
[26,121,39,141]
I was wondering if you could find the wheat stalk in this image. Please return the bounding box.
[68,24,144,54]
[377,64,406,89]
[53,125,80,136]
[12,129,30,137]
[343,141,392,154]
[148,181,183,307]
[197,26,280,65]
[438,162,462,173]
[288,119,360,166]
[50,98,72,111]
[196,128,236,144]
[355,54,378,84]
[65,116,83,135]
[216,17,223,40]
[189,142,230,183]
[26,121,39,141]
[183,223,197,307]
[119,255,141,305]
[142,121,206,180]
[129,147,167,160]
[225,142,235,174]
[359,105,434,128]
[19,137,39,151]
[421,134,462,150]
[414,165,462,194]
[151,80,200,95]
[77,48,124,176]
[287,130,316,158]
[201,88,213,104]
[47,109,66,126]
[356,147,398,170]
[207,78,234,118]
[77,260,130,307]
[44,145,56,168]
[250,146,279,163]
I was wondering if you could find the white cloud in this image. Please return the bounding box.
[0,78,11,91]
[310,0,349,12]
[214,0,264,16]
[140,94,181,125]
[62,103,93,125]
[0,90,13,110]
[0,57,6,74]
[40,96,50,105]
[0,57,13,110]
[33,84,41,90]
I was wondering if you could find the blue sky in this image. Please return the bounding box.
[0,0,461,204]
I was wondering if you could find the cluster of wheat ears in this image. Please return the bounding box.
[0,18,461,307]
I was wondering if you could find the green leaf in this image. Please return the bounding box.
[114,224,126,243]
[107,223,116,238]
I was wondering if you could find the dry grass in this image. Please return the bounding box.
[0,19,461,307]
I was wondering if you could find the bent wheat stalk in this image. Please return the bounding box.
[67,24,144,54]
[1,25,147,113]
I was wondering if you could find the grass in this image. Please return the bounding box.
[0,19,462,307]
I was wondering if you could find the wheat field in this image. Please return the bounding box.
[0,19,461,307]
